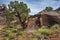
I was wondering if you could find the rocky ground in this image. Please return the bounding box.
[0,24,60,40]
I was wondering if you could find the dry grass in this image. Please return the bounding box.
[0,25,6,30]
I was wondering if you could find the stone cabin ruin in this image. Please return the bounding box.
[26,10,60,30]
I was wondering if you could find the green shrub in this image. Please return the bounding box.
[8,23,16,28]
[51,24,60,29]
[17,31,26,36]
[4,28,16,39]
[4,37,9,40]
[27,37,38,40]
[5,29,13,34]
[5,32,16,39]
[37,28,52,35]
[15,25,22,30]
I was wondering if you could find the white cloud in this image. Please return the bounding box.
[0,0,60,15]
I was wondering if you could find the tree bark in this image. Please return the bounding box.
[16,11,22,24]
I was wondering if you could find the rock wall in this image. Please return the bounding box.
[0,5,6,25]
[26,17,38,30]
[40,14,49,28]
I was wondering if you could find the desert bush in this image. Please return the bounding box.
[37,28,52,35]
[4,29,16,39]
[4,37,9,40]
[1,23,22,40]
[17,31,26,36]
[51,24,60,29]
[27,37,38,40]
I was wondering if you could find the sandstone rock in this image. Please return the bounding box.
[0,4,6,25]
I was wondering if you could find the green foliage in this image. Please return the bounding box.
[45,7,53,11]
[51,24,60,29]
[0,23,23,40]
[8,1,30,22]
[6,9,15,21]
[37,28,52,35]
[4,37,9,40]
[4,29,16,40]
[6,1,31,29]
[17,31,26,36]
[15,25,22,30]
[27,37,38,40]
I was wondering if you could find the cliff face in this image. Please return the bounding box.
[0,5,6,25]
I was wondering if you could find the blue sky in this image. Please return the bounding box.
[0,0,60,15]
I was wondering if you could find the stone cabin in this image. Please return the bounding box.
[26,10,60,30]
